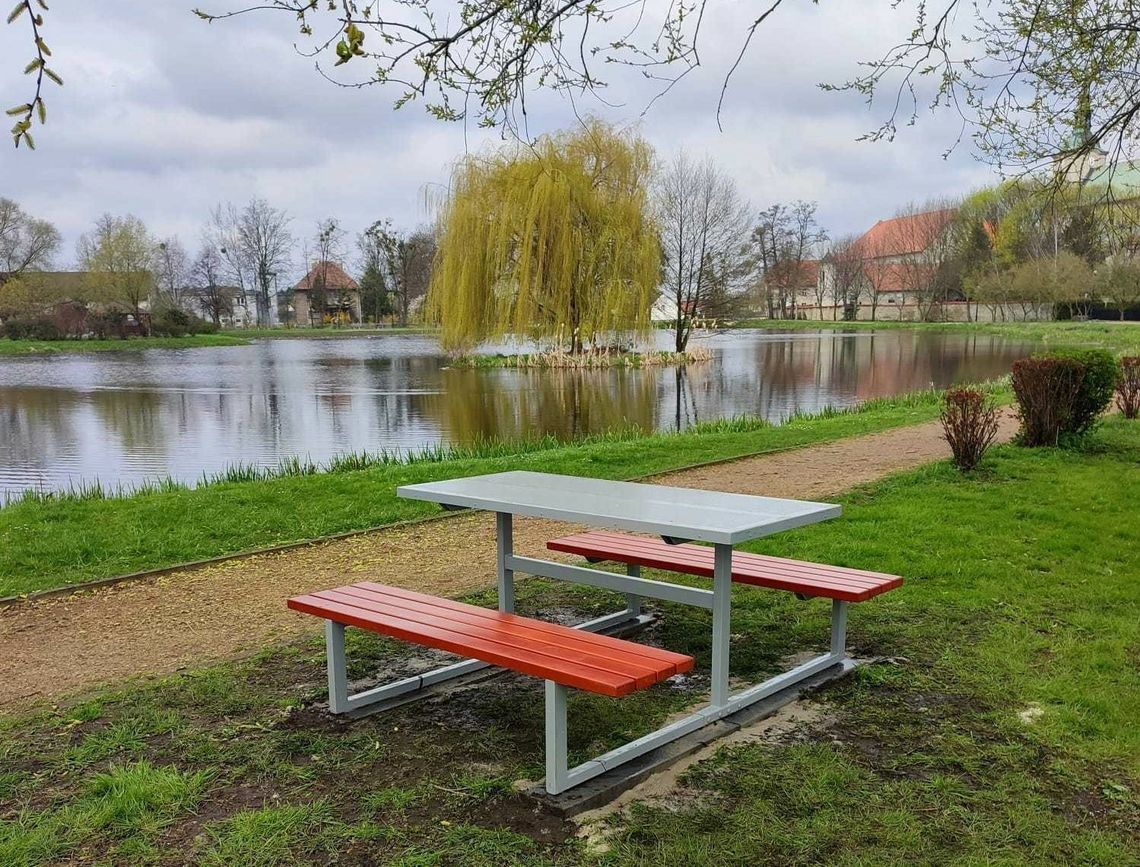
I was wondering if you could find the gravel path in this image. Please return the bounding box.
[0,414,1018,708]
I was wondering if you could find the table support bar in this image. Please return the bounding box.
[507,555,715,609]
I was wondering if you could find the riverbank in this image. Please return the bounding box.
[734,318,1140,355]
[2,418,1135,864]
[0,333,250,356]
[0,388,970,598]
[0,326,436,356]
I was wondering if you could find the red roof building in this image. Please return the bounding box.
[293,261,362,325]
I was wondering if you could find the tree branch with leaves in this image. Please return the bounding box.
[6,0,61,149]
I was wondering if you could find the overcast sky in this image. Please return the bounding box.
[0,0,997,280]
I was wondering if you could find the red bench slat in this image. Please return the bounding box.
[547,531,903,603]
[287,581,694,697]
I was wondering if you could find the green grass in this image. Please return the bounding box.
[0,388,966,598]
[0,334,251,356]
[733,317,1140,355]
[1,418,1137,864]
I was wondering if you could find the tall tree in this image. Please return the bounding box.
[822,236,865,321]
[657,152,750,351]
[0,197,60,277]
[357,226,394,322]
[211,198,293,327]
[890,201,959,321]
[190,242,232,326]
[428,120,659,352]
[303,218,348,325]
[152,236,190,310]
[744,202,827,319]
[76,214,156,330]
[368,223,435,328]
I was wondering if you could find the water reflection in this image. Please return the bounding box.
[0,329,1034,497]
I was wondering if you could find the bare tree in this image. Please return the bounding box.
[152,236,190,310]
[823,236,865,320]
[366,221,436,327]
[890,202,959,321]
[657,152,750,351]
[302,218,349,325]
[744,202,827,319]
[190,242,232,326]
[211,199,293,327]
[0,197,60,277]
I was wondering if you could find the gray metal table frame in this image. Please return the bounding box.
[322,471,844,795]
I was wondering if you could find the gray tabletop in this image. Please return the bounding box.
[397,471,841,545]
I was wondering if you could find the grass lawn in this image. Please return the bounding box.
[0,334,251,356]
[1,418,1137,864]
[0,390,960,598]
[732,318,1140,356]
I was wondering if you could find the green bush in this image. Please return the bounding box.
[1041,348,1120,434]
[1,316,62,340]
[151,307,216,337]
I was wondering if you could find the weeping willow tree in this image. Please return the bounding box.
[428,120,660,353]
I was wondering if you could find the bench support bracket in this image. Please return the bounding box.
[541,598,851,794]
[320,605,653,716]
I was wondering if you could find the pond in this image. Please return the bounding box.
[0,328,1035,498]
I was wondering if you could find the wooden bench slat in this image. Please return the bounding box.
[555,531,898,587]
[353,582,690,667]
[547,531,903,603]
[288,582,694,697]
[321,587,673,689]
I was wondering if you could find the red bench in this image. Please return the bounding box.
[288,581,692,698]
[547,530,903,602]
[289,581,695,795]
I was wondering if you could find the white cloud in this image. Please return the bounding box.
[0,0,998,278]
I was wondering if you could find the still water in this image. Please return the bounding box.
[0,329,1034,498]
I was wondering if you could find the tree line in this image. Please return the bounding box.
[0,196,436,336]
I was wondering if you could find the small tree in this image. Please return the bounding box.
[1117,357,1140,419]
[940,387,1000,471]
[428,120,659,353]
[1096,260,1140,320]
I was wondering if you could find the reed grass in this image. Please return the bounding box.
[450,347,714,369]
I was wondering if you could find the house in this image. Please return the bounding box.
[293,262,362,326]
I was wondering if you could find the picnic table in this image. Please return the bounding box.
[289,470,902,796]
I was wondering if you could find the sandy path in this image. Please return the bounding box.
[0,415,1017,708]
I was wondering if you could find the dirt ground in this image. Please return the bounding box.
[0,414,1018,709]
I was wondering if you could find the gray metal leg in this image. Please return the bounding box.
[625,563,642,618]
[325,620,349,714]
[545,681,570,795]
[830,599,849,656]
[710,543,733,707]
[496,511,515,613]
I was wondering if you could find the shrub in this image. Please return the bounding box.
[1,315,62,341]
[1011,356,1085,446]
[940,387,1001,470]
[1118,357,1140,419]
[151,307,215,337]
[1044,348,1120,433]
